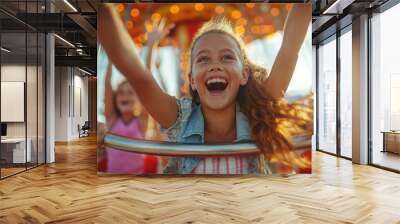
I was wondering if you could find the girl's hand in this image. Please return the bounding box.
[145,18,174,86]
[147,18,175,46]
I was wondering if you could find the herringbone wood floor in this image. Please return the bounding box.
[1,135,400,224]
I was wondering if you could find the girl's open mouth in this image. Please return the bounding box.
[205,77,228,95]
[120,100,130,106]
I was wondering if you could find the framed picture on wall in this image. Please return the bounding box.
[1,81,25,122]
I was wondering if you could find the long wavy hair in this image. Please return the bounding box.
[186,18,310,173]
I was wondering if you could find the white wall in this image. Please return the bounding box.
[54,67,89,141]
[54,67,69,141]
[70,72,89,139]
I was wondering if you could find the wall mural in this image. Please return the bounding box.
[97,3,313,175]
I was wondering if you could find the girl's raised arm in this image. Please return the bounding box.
[98,4,178,129]
[104,62,116,129]
[263,4,311,100]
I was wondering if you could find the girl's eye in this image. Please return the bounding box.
[222,55,235,61]
[197,56,209,63]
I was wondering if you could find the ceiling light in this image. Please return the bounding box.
[323,0,354,15]
[54,34,75,48]
[1,47,11,53]
[78,67,92,76]
[63,0,78,12]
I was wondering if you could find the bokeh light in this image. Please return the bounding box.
[130,8,140,17]
[235,26,245,35]
[145,21,153,32]
[286,4,293,12]
[151,13,161,21]
[194,3,204,12]
[170,5,180,14]
[236,18,247,26]
[115,3,125,13]
[215,6,225,14]
[126,20,133,29]
[231,10,242,20]
[254,16,264,24]
[245,3,255,9]
[271,7,280,17]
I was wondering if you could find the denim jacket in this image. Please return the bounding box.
[162,97,263,174]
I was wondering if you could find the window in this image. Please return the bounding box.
[0,1,47,179]
[317,37,337,154]
[371,2,400,171]
[339,29,352,158]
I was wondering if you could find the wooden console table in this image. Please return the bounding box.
[381,131,400,154]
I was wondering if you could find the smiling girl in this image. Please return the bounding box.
[102,62,158,174]
[99,4,311,174]
[100,19,174,174]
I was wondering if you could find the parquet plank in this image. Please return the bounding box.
[0,135,399,223]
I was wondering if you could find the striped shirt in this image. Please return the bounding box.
[192,156,249,174]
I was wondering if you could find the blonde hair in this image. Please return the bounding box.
[187,17,310,173]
